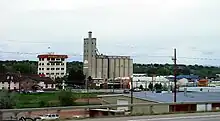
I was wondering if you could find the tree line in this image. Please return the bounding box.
[1,61,220,85]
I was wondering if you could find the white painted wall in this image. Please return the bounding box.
[117,99,129,111]
[197,104,212,111]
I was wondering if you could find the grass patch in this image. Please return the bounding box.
[15,92,98,108]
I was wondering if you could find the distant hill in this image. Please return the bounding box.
[1,60,220,78]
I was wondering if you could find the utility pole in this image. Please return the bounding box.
[113,72,115,93]
[130,76,134,112]
[172,48,177,102]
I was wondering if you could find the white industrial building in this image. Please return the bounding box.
[132,74,171,89]
[37,53,68,80]
[83,31,133,80]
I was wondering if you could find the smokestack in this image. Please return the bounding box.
[88,31,92,38]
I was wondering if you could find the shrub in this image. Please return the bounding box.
[39,100,47,107]
[58,90,76,106]
[0,90,17,109]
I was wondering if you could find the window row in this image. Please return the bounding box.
[39,58,65,61]
[39,68,65,70]
[38,73,65,75]
[84,54,95,57]
[84,42,96,45]
[39,63,65,66]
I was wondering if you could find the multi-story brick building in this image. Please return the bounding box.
[37,53,68,80]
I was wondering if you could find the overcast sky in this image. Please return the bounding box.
[0,0,220,65]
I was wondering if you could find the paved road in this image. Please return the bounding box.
[74,112,220,121]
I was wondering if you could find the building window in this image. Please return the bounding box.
[61,63,64,65]
[42,68,44,70]
[39,63,41,65]
[56,63,60,65]
[47,58,50,61]
[46,84,48,88]
[61,58,64,61]
[39,73,41,75]
[42,63,44,65]
[51,58,55,61]
[51,68,55,70]
[56,68,60,70]
[56,58,60,61]
[47,68,50,70]
[47,63,50,65]
[61,73,64,75]
[56,73,59,75]
[61,68,64,70]
[39,68,41,70]
[51,63,55,65]
[46,73,49,75]
[51,73,54,75]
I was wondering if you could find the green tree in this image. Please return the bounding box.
[139,85,144,90]
[162,84,168,91]
[148,83,153,91]
[58,90,76,106]
[12,63,37,74]
[0,64,6,73]
[154,83,162,93]
[0,90,17,109]
[67,69,85,86]
[55,76,67,89]
[39,100,47,107]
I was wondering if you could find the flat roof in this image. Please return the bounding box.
[96,55,131,59]
[127,91,220,103]
[37,54,68,58]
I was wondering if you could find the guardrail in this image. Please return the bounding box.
[1,101,220,120]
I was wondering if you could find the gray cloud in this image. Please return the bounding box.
[0,0,220,65]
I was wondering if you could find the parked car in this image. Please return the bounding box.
[36,90,44,93]
[37,114,59,121]
[132,88,142,92]
[123,89,130,94]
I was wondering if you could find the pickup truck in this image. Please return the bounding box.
[36,114,59,121]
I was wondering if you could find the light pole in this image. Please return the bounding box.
[172,48,177,102]
[130,75,134,113]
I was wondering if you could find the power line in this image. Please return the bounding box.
[0,51,83,57]
[1,50,220,61]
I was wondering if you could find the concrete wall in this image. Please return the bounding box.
[109,58,115,79]
[129,59,133,77]
[119,58,124,77]
[124,59,129,77]
[103,58,108,79]
[83,32,97,78]
[91,38,97,78]
[96,58,102,78]
[115,58,120,78]
[101,95,169,114]
[83,32,134,79]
